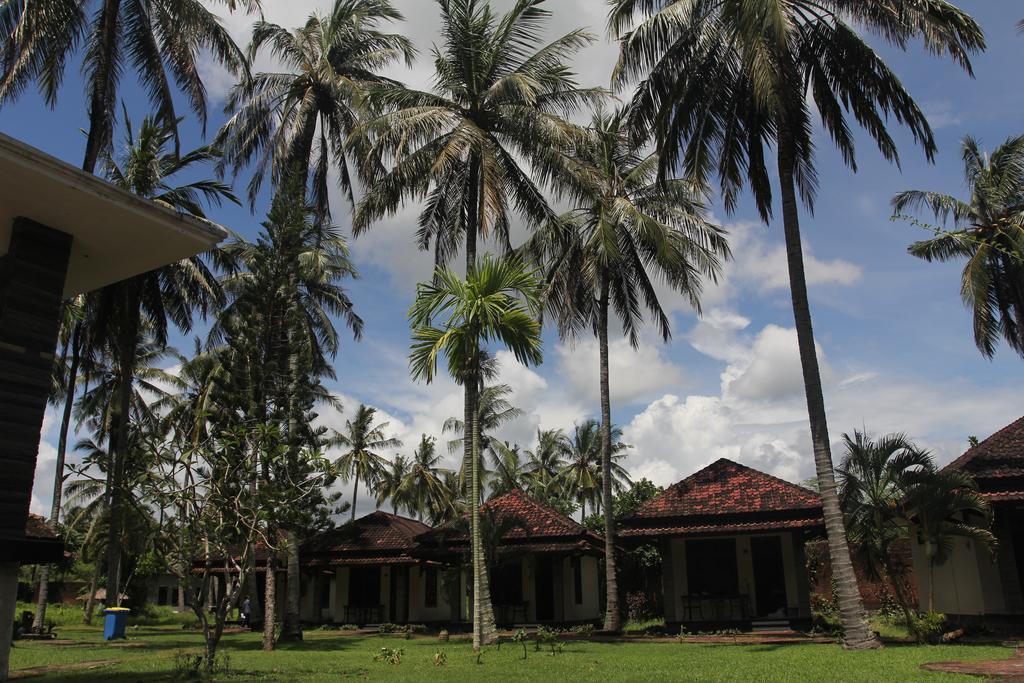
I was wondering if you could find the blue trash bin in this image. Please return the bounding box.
[103,608,130,640]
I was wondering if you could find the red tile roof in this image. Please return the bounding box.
[619,459,823,538]
[943,415,1024,494]
[415,489,604,555]
[304,511,432,560]
[628,459,821,519]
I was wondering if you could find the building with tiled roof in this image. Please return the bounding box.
[910,416,1024,620]
[413,489,605,625]
[618,459,823,630]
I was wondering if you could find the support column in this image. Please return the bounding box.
[0,218,72,682]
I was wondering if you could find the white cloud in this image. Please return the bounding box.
[553,334,687,407]
[623,318,1024,489]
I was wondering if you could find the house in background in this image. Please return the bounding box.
[413,489,605,626]
[910,415,1024,622]
[300,511,441,625]
[618,459,822,631]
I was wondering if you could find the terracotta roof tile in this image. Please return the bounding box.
[618,517,824,538]
[24,514,58,540]
[304,511,431,556]
[415,489,604,552]
[943,415,1024,484]
[626,459,821,520]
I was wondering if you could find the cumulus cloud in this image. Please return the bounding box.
[622,318,1024,489]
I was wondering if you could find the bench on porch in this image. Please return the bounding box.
[343,605,384,625]
[494,602,528,624]
[680,594,750,622]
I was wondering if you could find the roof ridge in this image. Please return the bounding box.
[943,414,1024,473]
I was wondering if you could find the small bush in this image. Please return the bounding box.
[376,623,402,635]
[339,624,359,631]
[568,624,594,636]
[374,646,404,665]
[406,624,428,634]
[433,650,447,667]
[172,650,230,679]
[908,612,946,644]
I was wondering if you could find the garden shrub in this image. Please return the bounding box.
[374,646,404,665]
[376,623,402,634]
[908,612,946,644]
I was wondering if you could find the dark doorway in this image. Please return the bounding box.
[1011,512,1024,600]
[389,566,409,623]
[349,566,381,607]
[686,538,738,596]
[535,557,555,621]
[751,536,787,617]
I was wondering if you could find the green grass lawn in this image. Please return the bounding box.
[9,623,1017,682]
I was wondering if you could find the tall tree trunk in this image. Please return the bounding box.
[83,560,102,625]
[351,478,359,522]
[597,279,621,632]
[262,556,277,651]
[776,129,878,649]
[33,324,82,631]
[106,285,141,608]
[82,0,122,174]
[279,531,303,641]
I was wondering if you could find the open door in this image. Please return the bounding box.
[535,557,555,621]
[750,536,788,618]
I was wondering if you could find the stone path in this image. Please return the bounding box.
[920,647,1024,680]
[9,660,118,679]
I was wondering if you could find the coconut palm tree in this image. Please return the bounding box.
[526,107,725,630]
[487,441,528,498]
[837,431,933,625]
[443,383,522,493]
[894,135,1024,359]
[0,0,253,173]
[89,113,236,606]
[216,0,414,215]
[559,419,630,523]
[903,468,996,612]
[375,455,413,515]
[409,253,543,650]
[331,404,402,522]
[609,0,984,649]
[404,435,454,522]
[524,428,571,499]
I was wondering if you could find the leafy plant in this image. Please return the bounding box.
[173,650,230,679]
[374,646,404,665]
[908,612,947,644]
[376,623,403,635]
[434,650,447,667]
[534,626,564,655]
[512,628,529,659]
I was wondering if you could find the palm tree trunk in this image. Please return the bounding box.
[280,532,303,641]
[83,560,102,625]
[33,325,82,631]
[106,285,141,608]
[597,279,621,632]
[580,500,586,524]
[262,555,277,651]
[82,0,122,174]
[351,479,359,522]
[776,128,878,649]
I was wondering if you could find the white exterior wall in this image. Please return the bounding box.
[560,555,601,621]
[911,527,1006,615]
[664,533,806,619]
[408,565,454,623]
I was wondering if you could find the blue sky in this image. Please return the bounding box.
[6,0,1023,518]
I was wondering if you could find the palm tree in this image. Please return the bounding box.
[903,468,997,612]
[90,113,235,606]
[559,419,630,523]
[216,0,414,215]
[331,404,402,521]
[0,0,253,173]
[443,383,522,493]
[609,0,984,649]
[404,435,454,522]
[409,254,543,650]
[376,455,413,515]
[524,428,570,499]
[837,431,933,625]
[487,441,528,498]
[893,135,1024,359]
[527,107,726,630]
